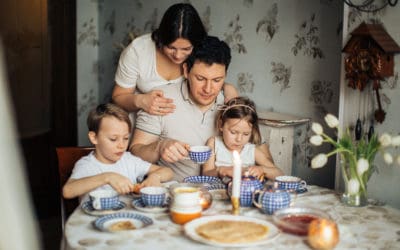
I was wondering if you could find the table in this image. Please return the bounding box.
[64,186,400,249]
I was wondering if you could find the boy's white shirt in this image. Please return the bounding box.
[70,151,151,202]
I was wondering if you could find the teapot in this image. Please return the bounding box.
[228,174,263,207]
[252,189,292,214]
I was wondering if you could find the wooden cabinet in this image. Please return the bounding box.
[258,110,309,175]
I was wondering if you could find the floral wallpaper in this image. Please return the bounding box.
[76,0,344,190]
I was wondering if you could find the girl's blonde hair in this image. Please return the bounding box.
[216,97,261,144]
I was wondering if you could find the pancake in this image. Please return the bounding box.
[195,220,269,243]
[109,221,136,231]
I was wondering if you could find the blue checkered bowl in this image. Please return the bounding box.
[253,190,291,215]
[183,176,222,185]
[275,176,307,191]
[89,190,120,210]
[188,146,212,164]
[140,186,168,207]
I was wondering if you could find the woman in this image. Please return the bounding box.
[112,3,237,116]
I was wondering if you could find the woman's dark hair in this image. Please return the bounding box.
[217,97,261,145]
[151,3,207,48]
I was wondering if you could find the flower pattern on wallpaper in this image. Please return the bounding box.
[256,3,279,42]
[270,62,291,93]
[144,8,158,32]
[202,6,212,33]
[104,10,116,35]
[78,89,97,117]
[293,123,312,168]
[237,72,255,93]
[309,80,334,116]
[243,0,253,7]
[77,18,99,46]
[292,13,324,59]
[347,7,384,29]
[382,72,398,89]
[91,0,104,11]
[93,61,104,87]
[224,15,247,54]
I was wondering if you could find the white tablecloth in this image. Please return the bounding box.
[64,185,400,249]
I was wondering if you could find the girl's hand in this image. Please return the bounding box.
[142,90,175,115]
[247,166,264,179]
[105,172,135,195]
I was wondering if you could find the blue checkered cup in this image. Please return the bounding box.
[89,189,120,210]
[252,189,292,215]
[275,175,307,191]
[188,146,212,164]
[140,186,169,207]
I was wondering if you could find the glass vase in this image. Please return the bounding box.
[341,179,368,207]
[340,157,368,207]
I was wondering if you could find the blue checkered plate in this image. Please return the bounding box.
[81,200,126,216]
[206,183,228,200]
[93,212,153,232]
[183,176,223,185]
[131,198,168,213]
[184,215,280,247]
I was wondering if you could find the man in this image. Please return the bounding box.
[130,36,274,181]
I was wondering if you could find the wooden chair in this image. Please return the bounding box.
[56,146,94,230]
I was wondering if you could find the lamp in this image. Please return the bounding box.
[343,0,398,12]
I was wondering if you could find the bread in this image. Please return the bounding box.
[109,221,136,231]
[195,220,268,243]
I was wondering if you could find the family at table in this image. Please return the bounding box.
[63,3,284,202]
[61,3,317,248]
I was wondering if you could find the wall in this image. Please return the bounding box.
[338,4,400,208]
[76,1,343,189]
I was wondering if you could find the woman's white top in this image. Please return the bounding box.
[214,136,255,168]
[115,33,183,93]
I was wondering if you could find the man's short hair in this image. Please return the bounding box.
[185,36,231,72]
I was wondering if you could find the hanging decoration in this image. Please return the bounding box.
[343,22,400,123]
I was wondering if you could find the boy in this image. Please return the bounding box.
[63,103,173,199]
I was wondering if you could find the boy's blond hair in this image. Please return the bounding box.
[87,103,132,133]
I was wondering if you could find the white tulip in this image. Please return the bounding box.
[310,135,323,146]
[379,133,392,148]
[312,122,323,135]
[391,135,400,147]
[383,152,393,164]
[348,178,360,194]
[356,158,369,176]
[311,154,328,169]
[324,114,339,128]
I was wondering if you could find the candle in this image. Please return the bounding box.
[232,151,242,197]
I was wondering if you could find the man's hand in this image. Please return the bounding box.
[159,139,190,163]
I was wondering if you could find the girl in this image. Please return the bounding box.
[202,97,283,180]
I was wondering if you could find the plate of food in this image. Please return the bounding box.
[93,212,153,232]
[184,215,279,247]
[81,200,126,216]
[183,176,223,185]
[131,198,168,213]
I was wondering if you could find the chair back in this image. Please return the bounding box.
[56,147,94,228]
